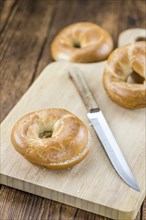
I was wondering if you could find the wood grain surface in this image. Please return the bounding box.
[0,0,146,219]
[1,60,145,219]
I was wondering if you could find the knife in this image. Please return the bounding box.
[69,67,140,192]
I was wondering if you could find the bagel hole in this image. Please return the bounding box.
[73,41,81,48]
[136,37,146,42]
[39,130,52,139]
[127,71,145,84]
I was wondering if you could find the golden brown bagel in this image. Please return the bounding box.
[103,41,146,109]
[11,108,90,169]
[51,22,113,63]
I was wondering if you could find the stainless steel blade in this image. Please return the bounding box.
[69,67,140,192]
[87,110,140,192]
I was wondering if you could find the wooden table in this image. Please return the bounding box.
[0,0,146,219]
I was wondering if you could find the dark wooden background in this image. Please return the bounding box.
[0,0,146,219]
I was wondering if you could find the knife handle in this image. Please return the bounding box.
[69,67,99,112]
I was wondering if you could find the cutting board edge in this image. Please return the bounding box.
[1,62,59,125]
[1,60,106,130]
[0,172,144,220]
[1,60,145,220]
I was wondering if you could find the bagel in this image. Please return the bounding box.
[51,22,113,63]
[11,108,90,169]
[103,41,146,109]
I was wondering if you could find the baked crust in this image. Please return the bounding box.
[11,108,90,169]
[103,41,146,109]
[51,22,113,63]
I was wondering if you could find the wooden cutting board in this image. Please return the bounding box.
[1,29,146,220]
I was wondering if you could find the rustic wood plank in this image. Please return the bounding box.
[34,0,120,80]
[93,0,120,47]
[0,185,143,220]
[0,0,56,122]
[141,199,146,220]
[0,0,146,220]
[0,186,113,220]
[118,0,145,32]
[0,0,17,34]
[34,0,103,80]
[33,0,146,81]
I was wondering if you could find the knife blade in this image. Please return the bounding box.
[69,67,140,192]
